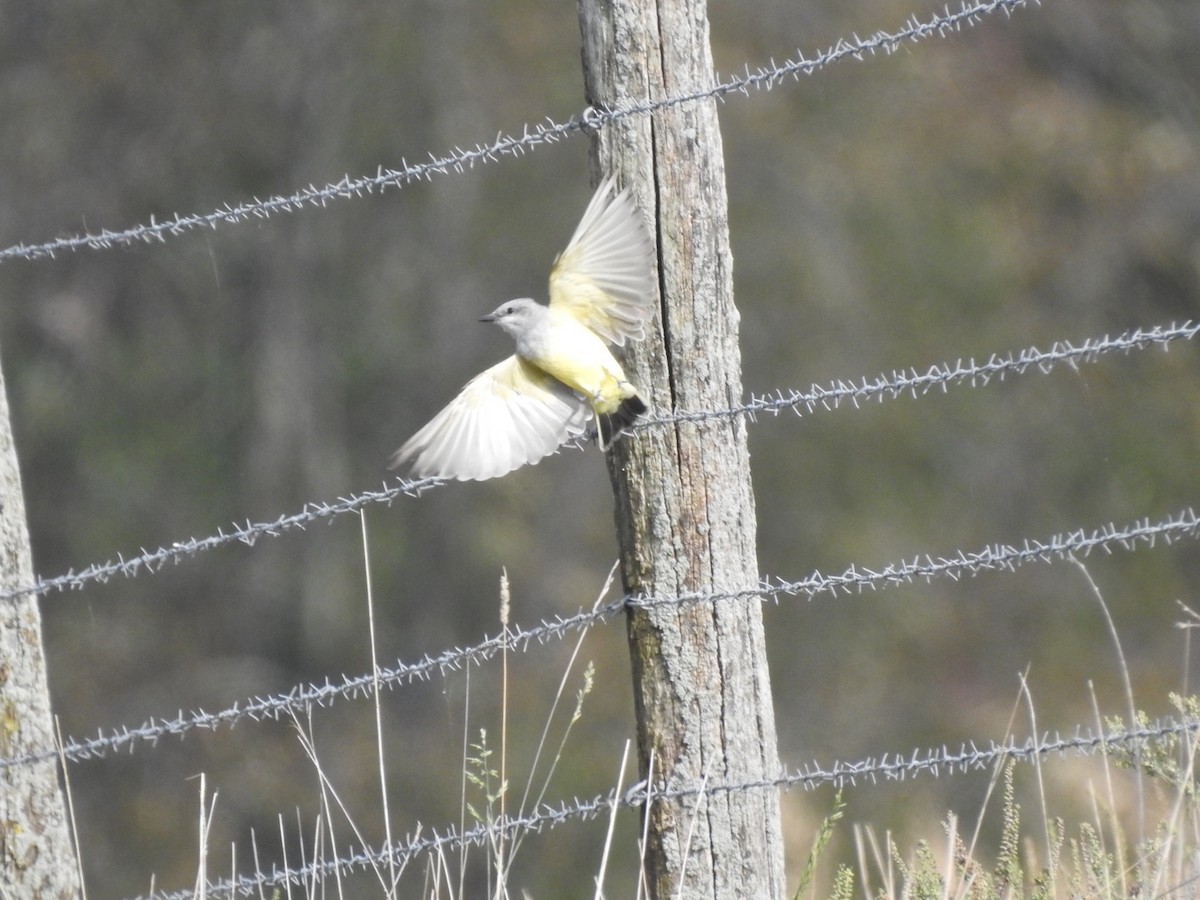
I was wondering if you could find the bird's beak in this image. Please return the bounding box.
[479,313,497,323]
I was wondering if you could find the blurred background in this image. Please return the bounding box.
[0,0,1197,895]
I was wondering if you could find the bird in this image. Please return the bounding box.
[390,176,656,482]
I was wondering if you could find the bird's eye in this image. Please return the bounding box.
[504,305,514,315]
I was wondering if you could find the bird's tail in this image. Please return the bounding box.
[597,394,648,450]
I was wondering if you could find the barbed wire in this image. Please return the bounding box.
[133,713,1196,900]
[0,476,449,604]
[633,714,1199,802]
[3,320,1191,608]
[0,0,1037,265]
[656,320,1200,428]
[6,506,1196,773]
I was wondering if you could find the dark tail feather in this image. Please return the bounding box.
[598,395,648,449]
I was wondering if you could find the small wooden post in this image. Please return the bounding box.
[0,359,82,899]
[577,0,787,896]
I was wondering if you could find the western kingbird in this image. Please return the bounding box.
[390,177,656,481]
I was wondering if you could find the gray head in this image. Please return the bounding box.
[479,298,548,342]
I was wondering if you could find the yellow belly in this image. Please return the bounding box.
[523,317,635,414]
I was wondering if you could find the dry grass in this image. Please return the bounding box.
[166,537,1198,900]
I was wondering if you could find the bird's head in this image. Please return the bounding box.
[480,298,544,340]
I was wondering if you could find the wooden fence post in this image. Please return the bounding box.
[0,358,82,899]
[577,0,787,896]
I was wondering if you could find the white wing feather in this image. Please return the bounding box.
[548,176,656,345]
[390,356,590,481]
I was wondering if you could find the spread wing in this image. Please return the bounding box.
[390,356,590,481]
[548,176,656,346]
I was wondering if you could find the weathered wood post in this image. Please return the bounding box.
[0,359,82,898]
[577,0,787,896]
